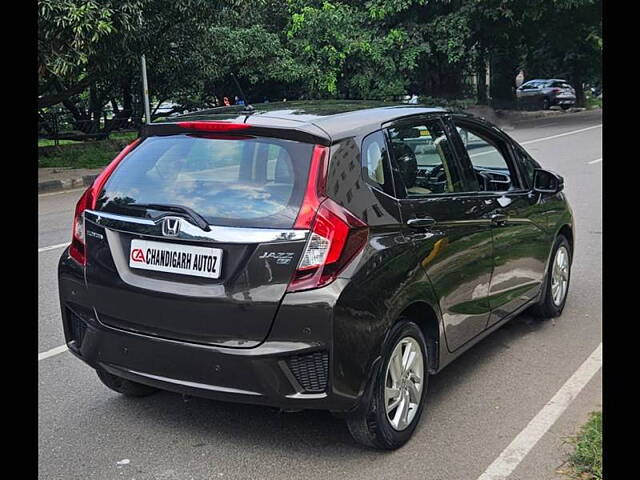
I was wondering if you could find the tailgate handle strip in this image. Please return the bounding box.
[85,210,308,244]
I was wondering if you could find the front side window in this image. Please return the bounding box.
[454,123,521,192]
[386,119,462,197]
[515,146,540,189]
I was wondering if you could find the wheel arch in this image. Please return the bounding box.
[395,301,442,374]
[558,223,574,255]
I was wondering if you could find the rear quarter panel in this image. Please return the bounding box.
[326,137,443,402]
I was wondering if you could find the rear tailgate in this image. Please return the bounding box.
[84,131,315,348]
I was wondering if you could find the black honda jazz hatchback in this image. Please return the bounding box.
[58,101,574,449]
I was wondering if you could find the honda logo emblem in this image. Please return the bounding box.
[161,217,181,237]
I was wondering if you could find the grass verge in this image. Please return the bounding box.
[564,411,602,479]
[585,94,603,110]
[38,131,138,169]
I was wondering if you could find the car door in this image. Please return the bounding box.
[517,82,535,107]
[384,114,495,352]
[448,116,550,328]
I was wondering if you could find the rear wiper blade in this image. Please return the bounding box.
[129,203,211,231]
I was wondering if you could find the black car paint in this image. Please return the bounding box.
[58,101,574,413]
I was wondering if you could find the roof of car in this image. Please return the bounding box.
[526,79,568,84]
[157,100,447,143]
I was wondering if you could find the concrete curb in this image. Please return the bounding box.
[38,174,99,194]
[464,105,594,128]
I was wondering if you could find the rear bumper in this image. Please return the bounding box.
[551,96,576,105]
[58,248,367,412]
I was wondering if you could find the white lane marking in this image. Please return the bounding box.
[476,343,602,480]
[38,188,85,198]
[519,124,602,146]
[38,344,68,361]
[38,243,68,253]
[588,158,602,165]
[470,149,499,158]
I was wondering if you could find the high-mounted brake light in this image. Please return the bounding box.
[287,145,369,292]
[69,139,141,265]
[177,121,251,132]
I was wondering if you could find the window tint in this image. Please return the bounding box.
[96,134,314,228]
[455,124,521,192]
[361,131,391,194]
[387,119,461,197]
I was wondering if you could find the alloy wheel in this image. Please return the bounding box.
[384,336,424,431]
[551,245,570,306]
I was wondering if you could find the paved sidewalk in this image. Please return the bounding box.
[38,167,103,193]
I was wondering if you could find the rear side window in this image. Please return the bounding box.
[96,135,314,228]
[361,130,393,195]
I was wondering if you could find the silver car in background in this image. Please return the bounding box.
[516,79,576,110]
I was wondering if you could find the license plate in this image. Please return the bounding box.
[129,239,222,279]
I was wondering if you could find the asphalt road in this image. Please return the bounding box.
[38,110,602,480]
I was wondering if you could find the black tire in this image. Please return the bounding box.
[542,97,551,110]
[560,104,571,110]
[346,319,429,450]
[529,235,572,319]
[96,368,159,397]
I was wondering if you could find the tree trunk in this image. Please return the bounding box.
[476,51,488,105]
[489,50,518,109]
[570,74,585,107]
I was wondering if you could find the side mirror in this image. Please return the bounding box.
[533,168,564,194]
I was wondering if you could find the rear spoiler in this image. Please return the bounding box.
[141,121,332,146]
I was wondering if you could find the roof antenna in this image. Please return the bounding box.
[230,73,254,113]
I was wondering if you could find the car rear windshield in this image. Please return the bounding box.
[95,134,314,229]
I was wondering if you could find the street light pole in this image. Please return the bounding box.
[141,54,151,124]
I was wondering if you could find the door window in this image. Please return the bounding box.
[454,124,522,192]
[386,119,463,197]
[514,146,540,189]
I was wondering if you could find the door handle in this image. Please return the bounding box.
[407,217,437,229]
[490,213,508,226]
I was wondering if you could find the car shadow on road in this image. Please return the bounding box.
[101,312,552,456]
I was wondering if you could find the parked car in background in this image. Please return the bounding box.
[58,101,574,450]
[516,79,576,110]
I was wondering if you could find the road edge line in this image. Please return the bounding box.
[38,344,68,361]
[476,343,602,480]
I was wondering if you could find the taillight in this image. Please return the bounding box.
[69,188,91,265]
[551,88,561,93]
[287,146,368,292]
[294,145,329,229]
[68,139,140,265]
